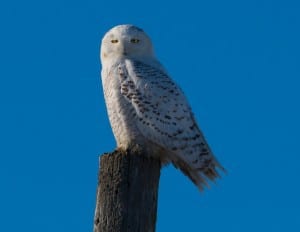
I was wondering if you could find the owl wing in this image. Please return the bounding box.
[119,59,224,190]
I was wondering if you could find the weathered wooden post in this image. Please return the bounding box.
[93,149,161,232]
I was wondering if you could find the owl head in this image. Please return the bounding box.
[101,25,155,62]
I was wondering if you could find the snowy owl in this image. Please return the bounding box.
[100,24,224,191]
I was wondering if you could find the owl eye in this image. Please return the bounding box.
[111,39,118,43]
[130,38,140,43]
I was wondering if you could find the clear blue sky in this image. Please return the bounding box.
[0,0,299,231]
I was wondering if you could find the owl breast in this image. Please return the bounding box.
[102,60,147,149]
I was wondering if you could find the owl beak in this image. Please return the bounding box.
[119,43,128,56]
[118,42,127,56]
[122,49,128,56]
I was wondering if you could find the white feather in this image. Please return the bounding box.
[101,24,224,191]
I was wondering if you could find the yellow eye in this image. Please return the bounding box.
[111,39,118,43]
[130,38,140,43]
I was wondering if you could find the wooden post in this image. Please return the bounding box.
[93,149,161,232]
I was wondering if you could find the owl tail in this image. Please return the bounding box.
[172,158,225,191]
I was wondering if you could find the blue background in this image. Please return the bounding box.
[1,0,300,231]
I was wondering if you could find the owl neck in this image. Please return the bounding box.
[101,55,167,77]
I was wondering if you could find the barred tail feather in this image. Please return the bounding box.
[172,157,225,192]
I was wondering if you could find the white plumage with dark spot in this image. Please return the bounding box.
[100,24,224,191]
